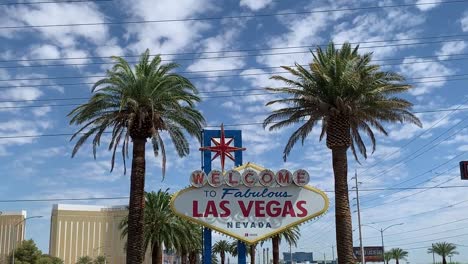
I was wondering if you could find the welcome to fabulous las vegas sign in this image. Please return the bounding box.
[171,163,329,244]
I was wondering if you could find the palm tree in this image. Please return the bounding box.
[383,251,392,264]
[69,50,205,264]
[213,240,233,264]
[263,42,421,263]
[93,256,107,264]
[76,256,93,264]
[178,221,202,264]
[428,242,459,264]
[271,227,300,264]
[120,190,189,264]
[389,248,408,264]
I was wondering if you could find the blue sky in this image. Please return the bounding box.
[0,0,467,263]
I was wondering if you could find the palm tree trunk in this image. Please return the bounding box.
[181,251,188,264]
[221,252,225,264]
[189,251,197,264]
[332,147,354,264]
[250,245,256,264]
[442,256,447,264]
[127,138,147,264]
[152,243,163,264]
[272,236,279,264]
[396,259,399,264]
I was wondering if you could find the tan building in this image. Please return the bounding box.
[0,211,26,264]
[49,204,153,264]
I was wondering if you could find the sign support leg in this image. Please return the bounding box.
[238,241,247,264]
[203,227,212,264]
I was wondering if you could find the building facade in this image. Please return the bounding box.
[0,211,26,264]
[49,204,152,264]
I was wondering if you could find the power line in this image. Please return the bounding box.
[0,0,112,5]
[0,67,467,83]
[386,232,468,248]
[383,225,468,244]
[360,151,467,203]
[4,49,468,71]
[0,108,467,139]
[364,217,468,239]
[358,114,468,185]
[1,73,468,103]
[358,96,468,182]
[1,37,467,65]
[365,199,468,225]
[361,165,461,210]
[0,186,467,203]
[1,0,465,30]
[0,73,467,96]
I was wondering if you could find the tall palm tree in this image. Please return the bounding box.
[428,242,459,264]
[271,227,300,264]
[213,240,233,264]
[389,248,408,264]
[69,50,205,264]
[120,190,189,264]
[383,251,392,264]
[263,42,421,263]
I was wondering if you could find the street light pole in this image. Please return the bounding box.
[11,216,42,264]
[362,223,404,263]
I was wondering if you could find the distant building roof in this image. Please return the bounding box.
[52,204,127,212]
[0,210,27,217]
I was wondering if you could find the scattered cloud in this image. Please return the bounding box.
[415,0,442,11]
[436,41,467,59]
[399,57,454,96]
[240,0,274,11]
[2,2,110,46]
[122,0,215,55]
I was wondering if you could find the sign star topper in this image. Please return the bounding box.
[199,124,246,171]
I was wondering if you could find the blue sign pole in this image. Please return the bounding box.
[201,129,245,264]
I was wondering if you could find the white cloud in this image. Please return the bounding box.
[436,41,467,59]
[461,12,468,31]
[28,44,61,60]
[399,57,454,96]
[333,9,425,60]
[1,87,43,101]
[4,3,110,46]
[0,119,52,146]
[240,0,273,11]
[32,106,52,117]
[122,0,215,55]
[415,0,441,11]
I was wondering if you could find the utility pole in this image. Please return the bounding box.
[331,245,335,261]
[258,246,260,264]
[263,248,266,264]
[323,252,326,264]
[267,248,269,264]
[353,170,366,264]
